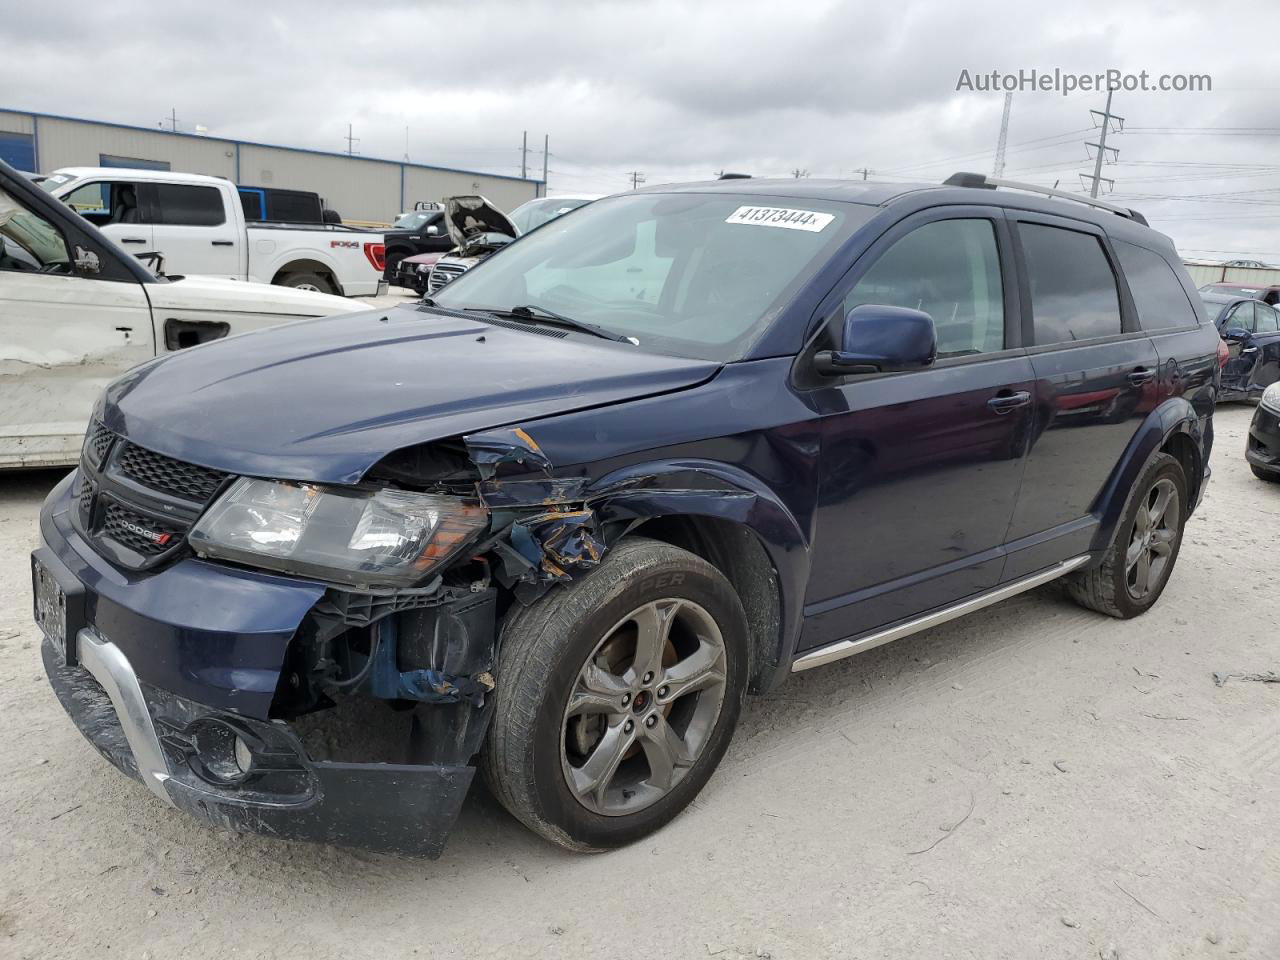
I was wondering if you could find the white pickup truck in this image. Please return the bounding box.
[41,168,387,297]
[0,159,360,468]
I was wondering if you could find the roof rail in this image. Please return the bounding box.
[943,172,1148,226]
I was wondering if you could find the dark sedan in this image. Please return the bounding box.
[1200,293,1280,401]
[1246,383,1280,481]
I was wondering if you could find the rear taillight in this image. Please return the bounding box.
[364,242,385,272]
[1216,338,1230,368]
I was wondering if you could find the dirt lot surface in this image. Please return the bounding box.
[1,404,1276,960]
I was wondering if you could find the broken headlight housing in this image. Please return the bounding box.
[188,479,488,589]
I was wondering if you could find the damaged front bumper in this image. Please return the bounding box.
[35,473,482,858]
[42,631,473,857]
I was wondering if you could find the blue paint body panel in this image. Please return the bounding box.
[38,178,1221,753]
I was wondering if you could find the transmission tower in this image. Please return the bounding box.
[993,93,1012,176]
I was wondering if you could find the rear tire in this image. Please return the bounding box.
[1066,452,1187,619]
[481,538,748,852]
[1251,463,1280,483]
[278,272,335,295]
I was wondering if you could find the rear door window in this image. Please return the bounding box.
[1113,240,1199,331]
[149,184,225,227]
[1020,223,1122,344]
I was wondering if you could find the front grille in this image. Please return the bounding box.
[84,422,115,466]
[76,432,237,571]
[100,500,185,557]
[117,443,228,503]
[428,262,467,293]
[77,480,95,520]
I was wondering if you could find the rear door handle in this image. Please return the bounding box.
[1127,369,1156,385]
[119,238,146,244]
[211,240,234,247]
[1241,347,1259,354]
[987,390,1031,414]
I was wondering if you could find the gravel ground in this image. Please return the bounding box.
[0,404,1276,960]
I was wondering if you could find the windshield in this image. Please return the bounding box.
[39,173,77,193]
[509,197,592,235]
[394,211,434,230]
[432,192,864,361]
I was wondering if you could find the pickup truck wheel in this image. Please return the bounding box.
[1066,452,1187,619]
[481,538,748,852]
[279,272,334,294]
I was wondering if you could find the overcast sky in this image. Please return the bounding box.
[6,0,1280,261]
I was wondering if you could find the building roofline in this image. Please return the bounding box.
[1,106,544,186]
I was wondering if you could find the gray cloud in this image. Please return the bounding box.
[4,0,1279,258]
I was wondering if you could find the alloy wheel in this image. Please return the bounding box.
[1125,477,1180,600]
[560,598,728,816]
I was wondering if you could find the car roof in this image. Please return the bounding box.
[51,166,228,186]
[635,176,1168,246]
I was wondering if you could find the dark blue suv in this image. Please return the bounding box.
[34,173,1220,857]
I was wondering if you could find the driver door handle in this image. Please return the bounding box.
[1127,369,1156,386]
[211,240,234,247]
[1241,346,1259,354]
[119,238,146,244]
[987,390,1031,414]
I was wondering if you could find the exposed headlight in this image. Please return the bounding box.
[1262,382,1280,414]
[188,479,488,588]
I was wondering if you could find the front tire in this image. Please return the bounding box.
[1066,452,1187,618]
[481,538,748,852]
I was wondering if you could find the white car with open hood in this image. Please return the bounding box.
[0,159,360,469]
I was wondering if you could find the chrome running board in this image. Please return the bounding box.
[791,554,1091,672]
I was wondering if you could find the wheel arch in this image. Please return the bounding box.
[271,258,342,295]
[585,459,811,694]
[1090,397,1208,553]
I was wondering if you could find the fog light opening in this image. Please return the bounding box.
[187,719,254,786]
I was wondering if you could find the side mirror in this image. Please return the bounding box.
[1222,327,1250,342]
[425,225,440,236]
[73,245,101,276]
[815,304,937,376]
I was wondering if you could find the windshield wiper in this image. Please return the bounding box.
[496,304,634,344]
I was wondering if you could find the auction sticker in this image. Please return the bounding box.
[725,205,834,232]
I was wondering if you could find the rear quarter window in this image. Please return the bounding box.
[1113,240,1200,331]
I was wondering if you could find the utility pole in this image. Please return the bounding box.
[791,168,810,179]
[344,123,360,156]
[160,108,180,132]
[521,130,528,179]
[542,133,549,193]
[1083,88,1124,198]
[853,167,871,180]
[628,171,646,190]
[993,92,1012,176]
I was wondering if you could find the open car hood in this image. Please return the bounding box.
[102,304,721,484]
[147,275,355,317]
[444,195,518,254]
